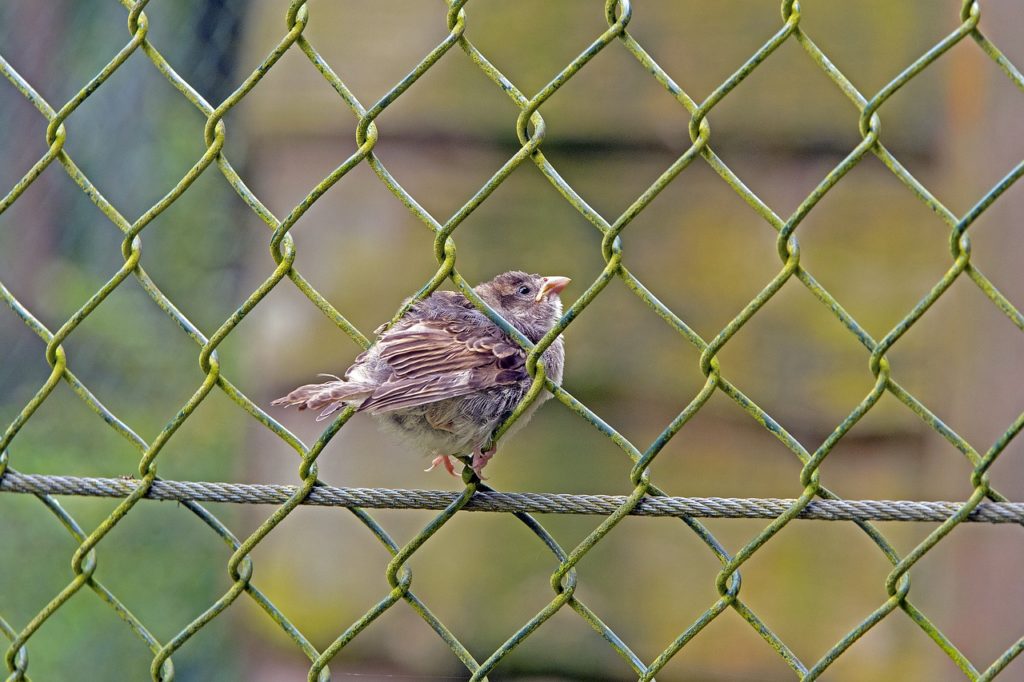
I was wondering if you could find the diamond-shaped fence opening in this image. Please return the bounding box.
[2,1,1024,680]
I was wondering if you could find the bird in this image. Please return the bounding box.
[271,271,570,479]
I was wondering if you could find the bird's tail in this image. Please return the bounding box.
[271,374,374,421]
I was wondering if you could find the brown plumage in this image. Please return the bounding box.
[272,271,569,478]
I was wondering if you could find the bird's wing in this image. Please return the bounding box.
[357,319,526,413]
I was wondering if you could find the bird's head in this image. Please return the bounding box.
[476,271,571,342]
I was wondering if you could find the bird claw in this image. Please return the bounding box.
[425,455,458,477]
[425,449,493,481]
[470,446,495,480]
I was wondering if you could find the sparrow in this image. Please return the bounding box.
[272,271,570,479]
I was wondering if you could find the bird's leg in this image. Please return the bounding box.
[425,454,458,477]
[470,445,496,480]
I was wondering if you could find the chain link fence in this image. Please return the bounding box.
[2,0,1024,679]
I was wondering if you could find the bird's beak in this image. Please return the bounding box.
[536,276,571,302]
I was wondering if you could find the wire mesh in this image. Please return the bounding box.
[1,0,1024,680]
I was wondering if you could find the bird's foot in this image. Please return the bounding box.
[470,446,495,480]
[425,455,458,477]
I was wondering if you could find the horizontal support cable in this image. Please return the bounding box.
[1,471,1021,523]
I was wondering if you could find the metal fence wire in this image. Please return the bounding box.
[2,1,1024,680]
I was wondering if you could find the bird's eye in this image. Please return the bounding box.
[517,285,532,296]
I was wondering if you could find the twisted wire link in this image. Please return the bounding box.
[440,10,798,680]
[0,4,349,680]
[455,2,844,677]
[119,1,493,679]
[1,1,1022,681]
[614,2,1023,677]
[775,5,1024,678]
[0,10,204,678]
[446,0,1024,677]
[123,1,483,679]
[478,1,1023,678]
[288,3,648,678]
[671,3,1024,678]
[6,472,1024,523]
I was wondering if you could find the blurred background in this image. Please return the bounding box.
[2,1,1024,680]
